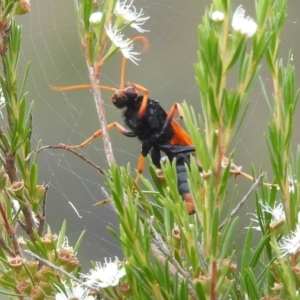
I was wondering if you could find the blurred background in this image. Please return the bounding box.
[15,0,300,268]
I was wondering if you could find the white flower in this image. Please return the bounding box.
[211,11,225,22]
[248,200,285,231]
[114,0,149,33]
[279,224,300,256]
[105,23,140,64]
[59,236,73,251]
[89,12,103,25]
[259,200,285,228]
[12,199,39,227]
[231,5,258,38]
[55,281,95,300]
[81,257,126,288]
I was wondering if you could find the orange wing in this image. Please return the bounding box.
[170,120,193,146]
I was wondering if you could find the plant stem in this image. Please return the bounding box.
[87,64,115,165]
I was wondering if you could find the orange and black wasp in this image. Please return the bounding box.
[52,38,270,215]
[52,51,202,214]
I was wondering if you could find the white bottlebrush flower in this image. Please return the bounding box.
[55,281,95,300]
[211,11,225,22]
[105,23,140,64]
[279,224,300,256]
[249,200,285,231]
[114,0,149,33]
[231,5,258,38]
[259,200,285,228]
[81,257,126,288]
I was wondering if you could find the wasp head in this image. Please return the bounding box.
[112,86,138,109]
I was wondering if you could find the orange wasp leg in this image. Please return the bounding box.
[166,103,185,120]
[128,83,150,120]
[135,155,146,182]
[162,103,191,145]
[59,122,134,150]
[57,121,145,183]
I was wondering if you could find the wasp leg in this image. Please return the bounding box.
[182,193,196,215]
[159,103,193,146]
[161,103,184,133]
[134,155,146,183]
[135,140,162,182]
[59,122,136,150]
[128,83,150,120]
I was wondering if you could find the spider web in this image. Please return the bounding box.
[17,0,300,267]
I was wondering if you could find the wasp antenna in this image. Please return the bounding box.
[131,36,150,53]
[120,56,126,89]
[99,85,118,93]
[50,85,117,93]
[50,84,93,92]
[119,36,150,89]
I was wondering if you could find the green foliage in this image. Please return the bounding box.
[1,0,300,299]
[0,1,86,299]
[98,0,300,299]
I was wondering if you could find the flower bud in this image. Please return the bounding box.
[41,233,57,251]
[219,258,237,274]
[57,248,79,272]
[10,181,24,197]
[23,260,39,276]
[211,11,225,22]
[89,12,103,35]
[8,256,25,273]
[14,0,31,15]
[34,266,55,282]
[16,277,32,295]
[35,185,46,204]
[171,227,181,251]
[30,286,46,300]
[156,169,165,182]
[120,281,132,296]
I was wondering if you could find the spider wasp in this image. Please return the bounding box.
[52,38,269,215]
[52,55,202,213]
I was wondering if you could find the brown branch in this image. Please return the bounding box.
[4,152,17,183]
[0,234,15,256]
[21,205,35,241]
[219,173,265,230]
[87,64,115,166]
[37,184,49,236]
[26,145,104,174]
